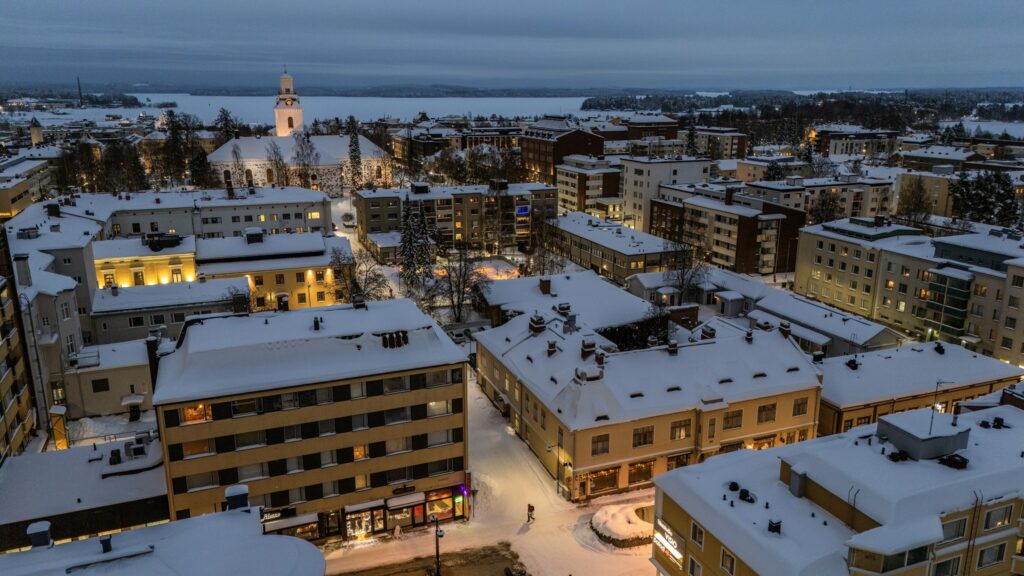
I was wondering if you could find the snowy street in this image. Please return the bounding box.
[324,370,654,576]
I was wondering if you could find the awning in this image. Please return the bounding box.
[387,492,425,510]
[344,498,385,514]
[263,512,318,532]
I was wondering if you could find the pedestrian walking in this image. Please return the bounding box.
[527,503,535,523]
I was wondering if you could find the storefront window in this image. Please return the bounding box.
[346,509,385,538]
[589,467,619,494]
[628,460,654,485]
[426,490,454,521]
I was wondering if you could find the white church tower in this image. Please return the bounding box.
[274,69,304,137]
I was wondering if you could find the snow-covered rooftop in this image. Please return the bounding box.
[819,342,1024,409]
[0,438,165,526]
[0,506,325,576]
[756,291,889,346]
[92,236,196,261]
[153,299,466,405]
[71,339,150,372]
[356,182,554,202]
[655,448,853,576]
[207,134,386,165]
[898,145,979,161]
[91,277,249,315]
[475,312,820,432]
[551,212,671,256]
[479,271,654,330]
[195,235,350,275]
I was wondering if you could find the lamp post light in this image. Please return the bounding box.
[430,514,444,576]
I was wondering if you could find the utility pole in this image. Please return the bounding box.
[930,379,954,435]
[430,514,444,576]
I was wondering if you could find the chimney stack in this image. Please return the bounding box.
[100,535,112,554]
[13,253,32,287]
[745,329,753,344]
[352,294,366,309]
[528,314,545,334]
[225,484,250,510]
[874,215,885,228]
[539,277,551,295]
[547,340,557,357]
[111,284,119,296]
[700,326,716,340]
[26,521,51,549]
[725,188,734,206]
[667,339,678,355]
[779,321,791,339]
[581,339,596,359]
[198,272,206,283]
[596,351,605,366]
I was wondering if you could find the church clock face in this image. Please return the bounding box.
[285,98,294,106]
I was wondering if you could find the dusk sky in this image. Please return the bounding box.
[2,0,1021,90]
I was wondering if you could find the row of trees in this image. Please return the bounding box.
[424,146,525,185]
[54,140,148,193]
[950,171,1020,228]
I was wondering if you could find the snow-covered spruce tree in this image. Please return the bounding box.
[346,116,363,189]
[684,125,698,156]
[763,160,786,181]
[398,196,419,289]
[988,171,1021,228]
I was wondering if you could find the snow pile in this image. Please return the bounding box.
[590,503,653,548]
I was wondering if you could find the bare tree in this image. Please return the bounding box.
[809,191,843,224]
[292,132,320,189]
[896,175,932,227]
[328,247,392,302]
[810,155,838,178]
[432,244,488,324]
[662,238,709,305]
[230,143,245,188]
[523,207,563,276]
[265,140,289,187]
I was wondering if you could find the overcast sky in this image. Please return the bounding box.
[2,0,1021,90]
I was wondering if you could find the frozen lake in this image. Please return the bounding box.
[940,119,1024,139]
[13,93,590,126]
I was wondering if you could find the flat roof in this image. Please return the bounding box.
[0,439,165,526]
[196,232,342,262]
[480,271,654,330]
[820,343,1024,408]
[153,299,466,405]
[92,277,249,315]
[92,236,196,261]
[356,182,554,201]
[0,507,324,576]
[71,339,150,372]
[551,212,670,256]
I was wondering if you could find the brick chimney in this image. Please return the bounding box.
[581,339,596,359]
[14,253,31,287]
[539,277,551,295]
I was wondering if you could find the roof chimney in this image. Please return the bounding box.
[745,329,753,344]
[667,339,678,355]
[26,521,51,548]
[352,294,367,309]
[111,284,119,296]
[225,484,250,510]
[198,272,206,283]
[779,321,791,339]
[581,339,596,359]
[13,253,31,287]
[700,326,716,340]
[313,317,321,331]
[547,340,557,357]
[529,314,545,334]
[596,351,605,366]
[100,535,112,554]
[539,277,551,295]
[725,188,734,206]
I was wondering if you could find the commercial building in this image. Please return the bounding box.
[547,211,677,284]
[689,126,748,159]
[621,156,712,232]
[0,487,325,576]
[650,184,804,274]
[653,401,1024,576]
[475,311,821,501]
[154,300,470,542]
[794,217,1024,366]
[354,181,557,254]
[555,155,621,214]
[520,116,604,185]
[805,123,898,157]
[0,433,167,552]
[817,341,1024,435]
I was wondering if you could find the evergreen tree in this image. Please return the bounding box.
[763,160,786,181]
[684,125,698,156]
[213,108,237,146]
[399,197,421,289]
[160,110,187,186]
[189,148,217,189]
[346,116,363,189]
[989,171,1020,227]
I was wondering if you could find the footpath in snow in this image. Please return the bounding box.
[324,372,653,576]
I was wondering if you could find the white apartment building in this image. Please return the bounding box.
[555,154,621,215]
[621,156,712,232]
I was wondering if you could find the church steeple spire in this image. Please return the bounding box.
[274,69,303,137]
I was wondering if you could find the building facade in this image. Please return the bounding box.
[520,116,604,185]
[621,156,712,232]
[555,155,621,214]
[547,211,677,284]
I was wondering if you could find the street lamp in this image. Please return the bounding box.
[430,514,444,576]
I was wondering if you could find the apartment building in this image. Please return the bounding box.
[0,275,33,461]
[689,126,748,159]
[603,138,686,158]
[794,217,1024,365]
[354,181,557,254]
[650,184,805,274]
[733,156,810,182]
[817,341,1023,435]
[894,171,957,218]
[520,116,604,185]
[653,401,1024,576]
[475,311,821,502]
[91,234,198,289]
[89,277,250,343]
[0,154,50,217]
[547,211,676,284]
[61,338,155,420]
[154,300,469,542]
[894,145,985,172]
[745,175,893,223]
[621,156,712,232]
[555,155,621,214]
[805,123,898,157]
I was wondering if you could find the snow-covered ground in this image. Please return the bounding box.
[323,369,653,576]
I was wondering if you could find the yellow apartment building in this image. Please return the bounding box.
[91,235,197,289]
[153,300,469,542]
[474,312,821,501]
